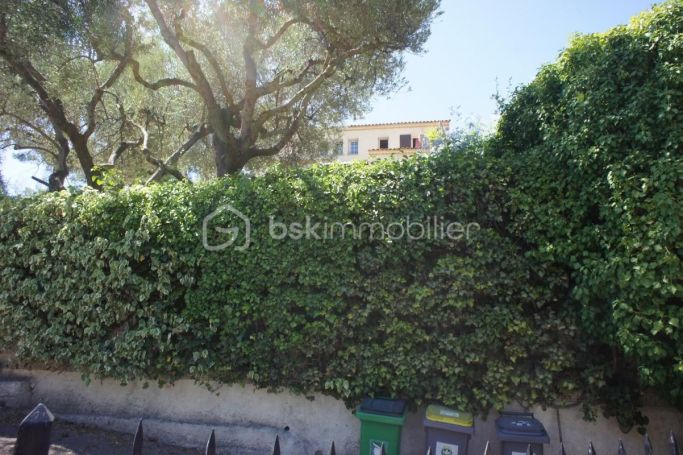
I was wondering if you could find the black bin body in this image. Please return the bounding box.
[424,405,474,455]
[425,421,473,455]
[495,412,549,455]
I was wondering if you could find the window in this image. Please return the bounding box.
[349,139,359,155]
[379,138,389,149]
[335,141,343,155]
[399,134,411,148]
[412,138,421,148]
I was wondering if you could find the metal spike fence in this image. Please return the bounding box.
[522,433,682,455]
[9,403,682,455]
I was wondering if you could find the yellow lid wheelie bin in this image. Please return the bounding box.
[424,405,474,455]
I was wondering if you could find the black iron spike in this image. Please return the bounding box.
[15,403,55,455]
[381,442,386,455]
[426,445,432,455]
[588,441,597,455]
[527,443,535,455]
[205,429,216,455]
[670,431,680,455]
[560,442,567,455]
[132,420,143,455]
[645,434,653,455]
[273,435,281,455]
[330,441,336,455]
[483,440,490,455]
[617,440,626,455]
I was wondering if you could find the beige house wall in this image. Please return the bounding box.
[334,120,450,162]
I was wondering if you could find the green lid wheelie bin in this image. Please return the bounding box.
[356,397,407,455]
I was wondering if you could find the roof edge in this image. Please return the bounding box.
[344,119,451,129]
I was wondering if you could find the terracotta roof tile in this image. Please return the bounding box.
[344,119,450,128]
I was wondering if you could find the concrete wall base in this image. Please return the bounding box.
[0,377,32,408]
[1,367,682,455]
[57,413,303,455]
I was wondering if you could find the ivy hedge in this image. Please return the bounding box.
[1,146,584,413]
[0,0,681,431]
[489,0,682,428]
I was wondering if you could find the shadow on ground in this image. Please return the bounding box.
[0,408,200,455]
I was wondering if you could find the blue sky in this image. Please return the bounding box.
[357,0,659,126]
[2,0,660,194]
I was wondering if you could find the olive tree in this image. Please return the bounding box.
[0,0,441,188]
[0,0,136,189]
[122,0,441,175]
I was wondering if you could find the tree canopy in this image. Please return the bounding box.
[0,0,441,191]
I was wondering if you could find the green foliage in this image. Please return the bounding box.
[490,0,683,429]
[0,145,590,416]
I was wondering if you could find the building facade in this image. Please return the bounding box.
[332,120,450,162]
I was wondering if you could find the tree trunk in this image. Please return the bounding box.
[71,137,99,189]
[47,127,70,192]
[213,136,246,176]
[47,170,67,192]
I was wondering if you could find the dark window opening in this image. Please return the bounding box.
[379,139,389,149]
[349,140,359,155]
[399,134,411,148]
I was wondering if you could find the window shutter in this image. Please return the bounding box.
[400,134,411,148]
